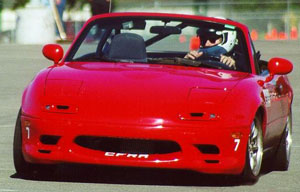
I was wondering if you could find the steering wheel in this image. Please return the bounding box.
[196,55,234,70]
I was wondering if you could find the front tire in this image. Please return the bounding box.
[13,109,55,177]
[242,116,264,183]
[273,113,292,171]
[13,109,33,175]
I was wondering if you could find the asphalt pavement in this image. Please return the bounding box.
[0,41,299,191]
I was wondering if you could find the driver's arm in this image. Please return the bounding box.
[184,50,236,69]
[184,50,203,60]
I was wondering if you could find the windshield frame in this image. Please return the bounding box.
[64,16,251,73]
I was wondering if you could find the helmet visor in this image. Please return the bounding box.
[197,28,222,45]
[201,35,222,44]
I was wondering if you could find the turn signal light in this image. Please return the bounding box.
[231,132,243,139]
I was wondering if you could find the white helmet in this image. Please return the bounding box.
[197,28,237,57]
[216,30,237,52]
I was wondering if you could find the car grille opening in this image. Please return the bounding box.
[194,144,220,154]
[38,149,51,154]
[205,160,219,164]
[190,112,204,117]
[40,135,61,145]
[74,136,181,154]
[56,105,69,110]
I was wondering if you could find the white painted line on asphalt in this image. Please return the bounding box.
[0,190,18,192]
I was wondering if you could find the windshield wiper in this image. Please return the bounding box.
[73,57,102,62]
[148,57,226,69]
[149,57,202,67]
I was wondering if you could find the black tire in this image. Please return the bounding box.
[273,113,292,171]
[242,116,263,183]
[13,109,34,175]
[13,109,56,177]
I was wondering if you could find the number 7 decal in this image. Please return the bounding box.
[234,139,240,151]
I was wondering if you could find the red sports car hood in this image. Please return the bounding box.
[45,62,248,123]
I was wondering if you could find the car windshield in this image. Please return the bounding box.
[65,16,251,72]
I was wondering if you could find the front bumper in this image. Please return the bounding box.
[21,114,250,175]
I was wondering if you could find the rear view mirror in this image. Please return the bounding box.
[150,26,181,35]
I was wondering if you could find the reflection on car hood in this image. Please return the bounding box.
[48,62,247,88]
[45,62,248,123]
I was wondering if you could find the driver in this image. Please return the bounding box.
[184,28,237,69]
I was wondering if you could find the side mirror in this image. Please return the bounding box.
[42,44,64,65]
[258,57,293,86]
[268,57,293,75]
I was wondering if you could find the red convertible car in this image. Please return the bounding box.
[14,12,293,182]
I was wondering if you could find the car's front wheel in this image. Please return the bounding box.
[13,109,33,175]
[13,109,55,177]
[242,116,263,183]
